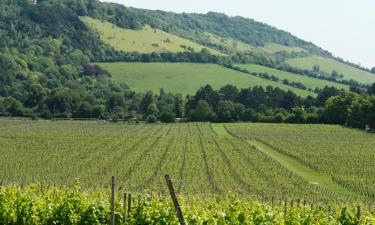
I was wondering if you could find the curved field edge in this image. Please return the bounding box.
[211,123,356,197]
[98,62,315,97]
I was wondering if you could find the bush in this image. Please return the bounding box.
[146,114,157,123]
[159,111,175,123]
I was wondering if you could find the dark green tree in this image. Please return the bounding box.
[190,100,214,121]
[217,100,235,122]
[159,105,175,123]
[218,84,239,101]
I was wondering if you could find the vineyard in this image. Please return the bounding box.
[1,119,375,224]
[1,185,375,225]
[225,123,375,199]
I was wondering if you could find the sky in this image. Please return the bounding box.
[101,0,375,69]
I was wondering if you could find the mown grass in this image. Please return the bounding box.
[81,16,223,55]
[236,64,349,91]
[97,62,314,96]
[286,55,375,84]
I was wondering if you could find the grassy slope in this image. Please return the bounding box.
[81,16,223,55]
[260,43,306,53]
[286,55,375,84]
[97,62,314,96]
[203,32,256,52]
[236,64,349,91]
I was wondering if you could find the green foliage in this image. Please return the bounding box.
[146,114,157,123]
[159,105,176,123]
[1,186,374,225]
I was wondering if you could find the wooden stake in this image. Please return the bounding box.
[127,193,132,220]
[284,199,287,218]
[111,176,115,225]
[357,206,361,222]
[123,192,127,222]
[165,175,186,225]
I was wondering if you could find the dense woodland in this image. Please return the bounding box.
[0,0,375,130]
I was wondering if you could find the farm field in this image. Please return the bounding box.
[225,123,375,199]
[1,119,375,203]
[286,55,375,84]
[97,62,315,96]
[81,17,223,55]
[0,120,329,200]
[236,64,349,91]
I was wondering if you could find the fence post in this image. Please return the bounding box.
[165,175,186,225]
[111,176,115,225]
[123,192,127,222]
[127,193,132,220]
[357,206,361,222]
[284,199,287,219]
[369,203,372,213]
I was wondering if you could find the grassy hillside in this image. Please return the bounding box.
[81,17,223,55]
[203,32,256,52]
[260,43,306,53]
[236,64,349,91]
[286,55,375,84]
[97,62,314,96]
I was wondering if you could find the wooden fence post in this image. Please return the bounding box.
[123,192,127,222]
[165,175,186,225]
[357,206,361,222]
[111,176,115,225]
[127,193,132,220]
[284,199,287,219]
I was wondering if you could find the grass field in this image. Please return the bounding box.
[97,62,315,96]
[286,55,375,84]
[81,17,223,55]
[1,119,375,202]
[236,64,349,91]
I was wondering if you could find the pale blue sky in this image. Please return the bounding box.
[101,0,375,69]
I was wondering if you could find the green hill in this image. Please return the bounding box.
[97,62,314,97]
[286,55,375,84]
[236,64,349,91]
[81,16,224,55]
[0,0,373,119]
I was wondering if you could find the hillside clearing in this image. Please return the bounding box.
[286,55,375,84]
[81,16,224,55]
[97,62,315,96]
[236,64,349,91]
